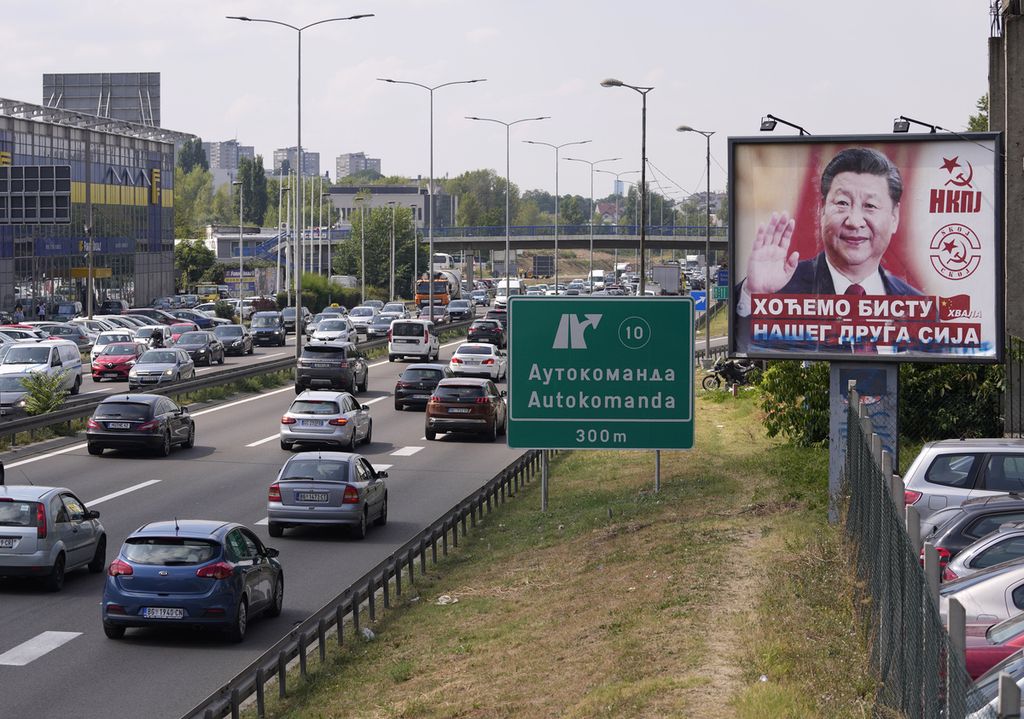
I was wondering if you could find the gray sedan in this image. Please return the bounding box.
[267,451,387,539]
[939,561,1024,625]
[279,390,372,451]
[945,522,1024,582]
[128,348,195,390]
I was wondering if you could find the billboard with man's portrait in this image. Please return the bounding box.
[728,134,1003,362]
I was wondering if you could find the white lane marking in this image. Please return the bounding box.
[246,434,280,448]
[87,480,162,506]
[0,631,82,666]
[260,353,285,360]
[255,517,269,526]
[390,446,423,457]
[372,464,393,472]
[190,386,294,418]
[419,436,427,441]
[6,443,86,469]
[363,396,388,405]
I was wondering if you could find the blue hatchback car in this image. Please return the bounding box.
[101,520,283,642]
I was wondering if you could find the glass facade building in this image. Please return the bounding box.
[0,114,175,311]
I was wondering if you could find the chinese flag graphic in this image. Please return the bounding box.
[939,294,971,320]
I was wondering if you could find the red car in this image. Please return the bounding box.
[966,614,1024,679]
[91,342,145,381]
[170,322,199,342]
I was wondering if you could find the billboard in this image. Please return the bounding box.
[729,134,1003,362]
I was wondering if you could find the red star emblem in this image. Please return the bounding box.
[942,239,958,253]
[941,156,960,174]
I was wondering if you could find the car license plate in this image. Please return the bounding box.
[104,372,119,378]
[298,419,323,427]
[413,394,429,399]
[448,408,471,414]
[0,537,16,548]
[143,607,184,619]
[107,422,131,430]
[297,491,330,503]
[398,339,413,344]
[312,362,331,368]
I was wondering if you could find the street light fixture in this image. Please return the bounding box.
[232,180,244,314]
[564,155,620,292]
[523,139,590,293]
[759,114,810,135]
[378,78,486,313]
[466,114,550,292]
[893,115,939,133]
[677,125,715,359]
[228,12,374,361]
[601,77,653,294]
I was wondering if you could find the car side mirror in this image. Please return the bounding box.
[85,509,100,520]
[181,405,189,413]
[264,547,280,559]
[500,390,508,397]
[377,471,389,479]
[362,404,371,411]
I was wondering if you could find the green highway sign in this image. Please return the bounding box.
[713,285,729,301]
[507,296,694,450]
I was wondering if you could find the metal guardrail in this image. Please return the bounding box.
[0,320,475,443]
[182,448,549,719]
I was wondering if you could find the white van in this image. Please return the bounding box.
[494,279,524,309]
[388,319,440,362]
[0,340,83,415]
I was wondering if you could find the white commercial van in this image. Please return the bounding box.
[0,339,83,415]
[388,319,440,362]
[493,278,524,309]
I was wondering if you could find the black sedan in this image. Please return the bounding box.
[446,299,474,322]
[86,394,195,457]
[366,315,393,340]
[467,319,506,348]
[394,363,454,411]
[173,331,226,366]
[214,324,254,356]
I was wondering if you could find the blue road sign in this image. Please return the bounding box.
[717,269,729,287]
[690,290,707,311]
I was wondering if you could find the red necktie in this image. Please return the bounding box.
[844,283,875,354]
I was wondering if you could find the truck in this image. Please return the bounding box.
[414,269,462,307]
[587,269,606,289]
[652,264,684,295]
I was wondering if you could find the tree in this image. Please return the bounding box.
[333,206,418,298]
[558,195,585,226]
[173,166,214,238]
[967,93,989,132]
[178,138,209,173]
[174,239,216,291]
[445,169,518,227]
[235,156,269,226]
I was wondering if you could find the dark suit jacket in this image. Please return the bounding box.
[734,252,923,354]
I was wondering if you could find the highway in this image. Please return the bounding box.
[0,337,524,719]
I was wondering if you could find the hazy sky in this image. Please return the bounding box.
[1,0,993,200]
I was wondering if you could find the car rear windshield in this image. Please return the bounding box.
[281,459,349,482]
[471,321,498,330]
[3,346,49,364]
[251,316,280,327]
[924,454,977,488]
[383,304,405,313]
[318,320,348,332]
[456,346,492,355]
[302,345,349,359]
[0,500,38,527]
[98,332,133,344]
[350,307,373,317]
[289,400,340,415]
[176,332,208,344]
[434,385,485,400]
[214,326,243,337]
[392,322,425,337]
[123,537,220,565]
[136,327,160,337]
[101,343,138,356]
[402,368,442,381]
[94,402,152,420]
[140,351,176,364]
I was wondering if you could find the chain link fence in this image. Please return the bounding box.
[844,391,988,717]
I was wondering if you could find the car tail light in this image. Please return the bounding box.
[87,418,100,430]
[920,545,953,569]
[423,329,429,343]
[280,416,296,425]
[108,559,133,577]
[268,483,281,502]
[942,566,959,582]
[36,502,46,539]
[137,419,160,432]
[451,357,463,364]
[905,489,923,505]
[338,361,349,368]
[396,381,411,389]
[475,397,492,404]
[328,418,348,426]
[429,395,440,403]
[387,329,392,341]
[196,561,234,580]
[106,604,126,614]
[482,358,495,365]
[342,485,360,504]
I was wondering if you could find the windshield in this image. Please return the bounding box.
[139,351,176,364]
[416,281,448,294]
[214,326,243,337]
[97,332,132,344]
[136,327,159,338]
[100,343,139,356]
[252,315,281,327]
[3,346,50,365]
[383,304,405,313]
[318,320,349,332]
[449,301,469,309]
[123,538,219,566]
[94,402,152,420]
[281,458,349,482]
[176,332,208,345]
[350,307,373,317]
[401,368,443,381]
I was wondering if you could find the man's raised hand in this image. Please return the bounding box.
[745,212,799,294]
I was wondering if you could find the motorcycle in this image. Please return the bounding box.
[702,358,757,390]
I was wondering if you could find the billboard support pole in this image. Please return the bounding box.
[540,450,549,512]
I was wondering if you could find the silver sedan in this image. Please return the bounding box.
[279,390,372,451]
[939,560,1024,625]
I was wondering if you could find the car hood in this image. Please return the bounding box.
[0,363,48,375]
[175,343,209,350]
[94,354,136,363]
[133,362,179,372]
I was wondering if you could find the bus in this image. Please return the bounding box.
[432,253,456,272]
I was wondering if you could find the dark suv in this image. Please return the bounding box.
[425,377,507,442]
[282,306,312,334]
[251,311,286,346]
[467,319,506,348]
[295,342,368,394]
[394,363,453,411]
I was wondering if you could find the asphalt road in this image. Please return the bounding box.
[0,337,524,719]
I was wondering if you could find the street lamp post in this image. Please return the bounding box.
[232,180,244,314]
[320,191,331,278]
[565,155,620,292]
[277,184,291,294]
[523,139,590,293]
[228,12,373,360]
[354,195,367,302]
[386,201,397,300]
[677,125,715,359]
[378,78,486,314]
[601,78,653,295]
[466,114,550,292]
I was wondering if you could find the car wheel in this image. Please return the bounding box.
[344,428,357,451]
[425,428,437,441]
[87,443,103,456]
[218,352,225,365]
[499,414,508,436]
[363,420,373,446]
[158,430,172,457]
[43,553,65,592]
[394,400,403,411]
[183,423,195,449]
[388,355,395,362]
[268,522,284,538]
[70,375,81,395]
[701,375,721,391]
[488,420,499,442]
[358,373,368,393]
[203,356,212,367]
[226,598,248,643]
[103,622,126,640]
[87,536,106,573]
[266,577,284,618]
[248,344,255,355]
[280,440,293,451]
[374,494,388,526]
[351,508,368,540]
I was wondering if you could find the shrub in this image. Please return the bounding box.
[20,370,70,415]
